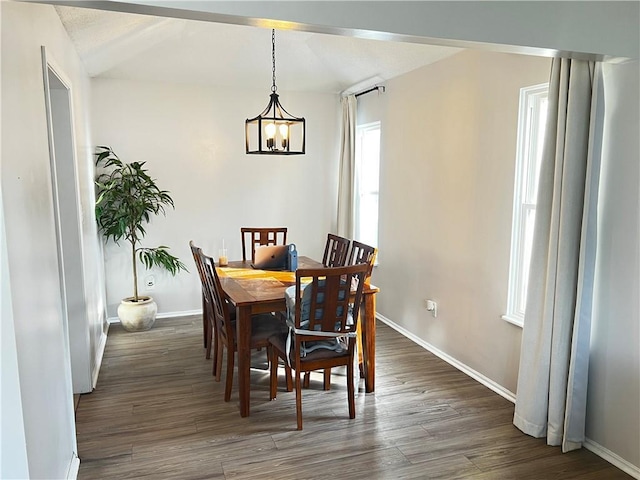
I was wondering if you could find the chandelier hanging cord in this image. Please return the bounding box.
[271,29,277,93]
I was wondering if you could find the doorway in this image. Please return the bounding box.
[42,47,92,394]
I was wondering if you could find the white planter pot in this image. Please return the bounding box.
[117,296,157,332]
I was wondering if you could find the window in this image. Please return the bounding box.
[354,122,381,251]
[504,84,549,327]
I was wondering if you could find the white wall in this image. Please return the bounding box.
[587,60,640,469]
[1,2,106,477]
[1,196,29,480]
[90,78,340,317]
[369,49,550,391]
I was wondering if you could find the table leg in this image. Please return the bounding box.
[237,304,252,417]
[361,292,376,393]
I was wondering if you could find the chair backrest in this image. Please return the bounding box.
[191,242,217,337]
[322,233,350,267]
[241,227,288,263]
[348,240,377,283]
[294,263,369,336]
[189,240,207,287]
[199,250,235,346]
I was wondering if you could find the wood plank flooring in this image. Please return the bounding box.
[76,315,631,479]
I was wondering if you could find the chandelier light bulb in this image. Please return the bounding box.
[265,122,277,138]
[279,123,289,149]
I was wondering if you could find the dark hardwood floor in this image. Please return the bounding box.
[76,315,631,479]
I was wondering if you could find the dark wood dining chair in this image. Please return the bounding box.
[315,240,378,388]
[304,233,349,389]
[199,250,290,402]
[189,240,215,361]
[241,227,288,263]
[268,262,369,430]
[322,233,350,267]
[348,240,378,377]
[348,240,378,284]
[190,241,237,369]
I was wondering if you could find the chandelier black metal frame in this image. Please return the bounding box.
[245,29,305,155]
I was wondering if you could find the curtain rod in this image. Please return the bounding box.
[355,85,385,98]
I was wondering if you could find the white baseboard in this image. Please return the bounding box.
[377,313,640,477]
[66,453,80,479]
[584,438,640,479]
[107,309,202,324]
[376,313,516,402]
[92,323,109,389]
[157,309,201,319]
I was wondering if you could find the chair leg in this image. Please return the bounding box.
[214,337,224,381]
[204,318,209,352]
[269,348,278,400]
[347,356,355,419]
[202,292,208,349]
[266,344,272,369]
[303,370,331,390]
[295,370,303,430]
[285,363,293,392]
[206,315,215,361]
[357,314,365,378]
[211,321,218,375]
[205,328,212,359]
[323,369,331,390]
[224,348,234,402]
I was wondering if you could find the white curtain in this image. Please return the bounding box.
[513,58,603,452]
[337,95,357,238]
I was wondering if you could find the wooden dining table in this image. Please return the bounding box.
[216,256,379,417]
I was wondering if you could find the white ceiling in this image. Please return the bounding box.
[54,5,462,94]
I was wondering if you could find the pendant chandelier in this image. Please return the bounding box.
[245,29,305,155]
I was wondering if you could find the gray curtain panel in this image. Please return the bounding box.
[337,95,357,238]
[513,58,603,452]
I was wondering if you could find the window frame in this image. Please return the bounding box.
[503,83,549,328]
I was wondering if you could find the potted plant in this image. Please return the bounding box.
[95,146,187,331]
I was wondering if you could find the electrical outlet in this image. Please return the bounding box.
[425,299,438,318]
[145,275,155,289]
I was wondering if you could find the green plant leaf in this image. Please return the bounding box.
[137,247,188,275]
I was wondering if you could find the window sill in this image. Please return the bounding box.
[502,314,523,328]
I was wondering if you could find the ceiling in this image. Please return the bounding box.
[54,5,462,94]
